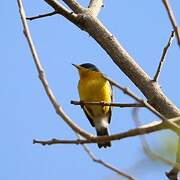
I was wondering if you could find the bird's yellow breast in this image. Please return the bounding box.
[78,72,111,115]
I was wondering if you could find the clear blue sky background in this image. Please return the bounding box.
[1,0,180,180]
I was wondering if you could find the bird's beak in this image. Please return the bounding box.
[72,63,80,69]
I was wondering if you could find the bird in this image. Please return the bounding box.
[73,63,112,148]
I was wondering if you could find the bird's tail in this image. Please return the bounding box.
[96,127,111,148]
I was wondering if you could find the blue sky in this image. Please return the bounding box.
[1,0,180,179]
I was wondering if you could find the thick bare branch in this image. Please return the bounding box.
[17,0,93,140]
[162,0,180,46]
[88,0,103,16]
[26,11,58,21]
[153,31,175,82]
[33,116,180,146]
[71,100,143,108]
[44,0,180,120]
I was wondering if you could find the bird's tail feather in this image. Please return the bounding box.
[96,127,111,148]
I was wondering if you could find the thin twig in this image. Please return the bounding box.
[26,11,58,21]
[88,0,103,16]
[71,100,144,108]
[33,116,180,146]
[153,31,175,82]
[162,0,180,46]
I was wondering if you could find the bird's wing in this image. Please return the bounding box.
[108,107,112,124]
[108,83,113,124]
[82,106,95,127]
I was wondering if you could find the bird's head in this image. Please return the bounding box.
[72,63,100,77]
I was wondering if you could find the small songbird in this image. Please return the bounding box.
[73,63,112,148]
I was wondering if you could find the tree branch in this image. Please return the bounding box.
[33,116,180,146]
[153,30,175,82]
[26,11,58,21]
[88,0,103,16]
[71,100,144,108]
[162,0,180,46]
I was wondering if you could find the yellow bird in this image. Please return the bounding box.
[73,63,112,148]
